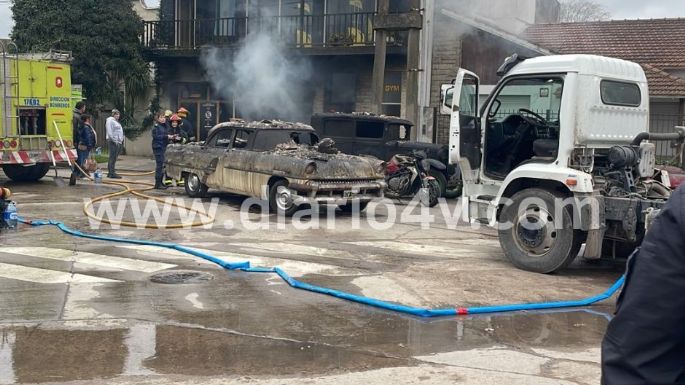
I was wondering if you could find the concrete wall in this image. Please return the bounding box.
[430,13,463,145]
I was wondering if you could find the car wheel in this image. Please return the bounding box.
[269,179,299,216]
[2,164,50,182]
[184,173,208,198]
[428,169,447,198]
[338,201,369,213]
[498,188,583,274]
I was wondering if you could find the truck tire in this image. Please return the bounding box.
[428,169,447,198]
[2,164,50,182]
[498,188,583,274]
[269,179,299,217]
[184,173,208,198]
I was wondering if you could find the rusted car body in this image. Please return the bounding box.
[165,120,386,214]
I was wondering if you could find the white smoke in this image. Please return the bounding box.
[201,29,312,122]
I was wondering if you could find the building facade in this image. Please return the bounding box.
[134,0,559,155]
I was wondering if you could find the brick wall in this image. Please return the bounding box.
[430,13,463,144]
[355,69,374,113]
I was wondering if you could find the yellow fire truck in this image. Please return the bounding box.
[0,42,77,182]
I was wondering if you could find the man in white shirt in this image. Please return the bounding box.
[105,109,124,179]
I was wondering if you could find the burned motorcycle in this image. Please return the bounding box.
[385,151,440,207]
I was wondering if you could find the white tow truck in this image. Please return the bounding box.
[442,54,684,273]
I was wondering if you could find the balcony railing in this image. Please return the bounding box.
[142,13,397,51]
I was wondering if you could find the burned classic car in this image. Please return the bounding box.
[165,120,387,215]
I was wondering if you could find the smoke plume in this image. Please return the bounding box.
[201,29,312,122]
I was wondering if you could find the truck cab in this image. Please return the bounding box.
[443,54,682,273]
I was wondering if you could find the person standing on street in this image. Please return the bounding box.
[70,114,97,185]
[152,113,172,190]
[164,109,173,129]
[601,185,685,384]
[106,109,124,179]
[70,101,86,185]
[177,107,195,141]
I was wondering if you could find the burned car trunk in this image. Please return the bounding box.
[165,120,386,215]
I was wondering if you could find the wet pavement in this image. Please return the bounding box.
[0,157,622,384]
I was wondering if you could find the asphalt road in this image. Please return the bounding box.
[0,157,623,385]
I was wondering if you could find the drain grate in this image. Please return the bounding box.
[150,270,214,284]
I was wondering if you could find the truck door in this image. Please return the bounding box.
[443,69,480,184]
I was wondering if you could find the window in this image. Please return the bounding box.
[601,80,641,107]
[386,124,410,141]
[491,77,564,122]
[460,76,478,117]
[323,120,354,137]
[233,129,253,149]
[356,121,384,139]
[207,129,233,148]
[253,130,319,151]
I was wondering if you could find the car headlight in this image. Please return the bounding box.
[305,162,317,175]
[375,162,387,174]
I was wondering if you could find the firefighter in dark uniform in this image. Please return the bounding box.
[177,107,194,141]
[602,184,685,384]
[151,113,172,190]
[163,114,188,187]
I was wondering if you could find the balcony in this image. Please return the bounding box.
[142,13,407,56]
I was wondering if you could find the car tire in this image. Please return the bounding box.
[338,201,369,213]
[498,188,583,274]
[2,164,50,182]
[269,179,299,217]
[428,169,447,198]
[184,173,208,198]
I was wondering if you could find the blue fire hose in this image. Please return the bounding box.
[17,217,625,317]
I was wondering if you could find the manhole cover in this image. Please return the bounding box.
[150,270,214,284]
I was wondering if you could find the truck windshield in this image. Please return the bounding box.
[253,130,319,151]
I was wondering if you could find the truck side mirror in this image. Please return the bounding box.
[440,85,455,115]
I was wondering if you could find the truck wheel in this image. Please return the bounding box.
[269,179,299,217]
[2,164,50,182]
[498,188,582,274]
[338,201,369,213]
[428,169,447,198]
[184,173,208,198]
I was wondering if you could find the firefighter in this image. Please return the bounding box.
[151,113,172,190]
[601,185,685,384]
[163,109,173,130]
[163,114,187,187]
[168,114,189,144]
[177,107,195,141]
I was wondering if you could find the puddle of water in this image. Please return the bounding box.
[0,308,610,384]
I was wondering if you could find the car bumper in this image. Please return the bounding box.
[288,180,386,204]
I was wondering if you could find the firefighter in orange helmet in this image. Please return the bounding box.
[163,114,188,187]
[168,114,189,144]
[176,107,195,141]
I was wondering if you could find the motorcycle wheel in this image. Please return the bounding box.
[427,179,440,207]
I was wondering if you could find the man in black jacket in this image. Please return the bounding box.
[602,185,685,384]
[69,102,86,185]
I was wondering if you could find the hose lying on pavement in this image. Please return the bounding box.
[17,216,625,317]
[73,164,215,229]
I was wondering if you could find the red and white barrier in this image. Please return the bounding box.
[0,150,77,165]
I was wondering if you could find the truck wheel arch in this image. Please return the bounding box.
[496,178,573,220]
